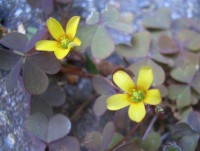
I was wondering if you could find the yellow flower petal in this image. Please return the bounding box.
[144,89,161,105]
[54,48,70,60]
[47,17,65,41]
[35,40,58,51]
[73,37,81,46]
[66,16,80,40]
[128,102,146,123]
[137,66,153,91]
[106,94,131,110]
[113,70,135,93]
[68,37,81,48]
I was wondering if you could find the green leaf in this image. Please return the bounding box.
[174,51,199,68]
[103,4,133,33]
[143,8,171,30]
[191,72,200,94]
[27,26,37,34]
[187,111,200,133]
[6,59,22,92]
[84,131,102,151]
[85,52,98,74]
[116,31,151,58]
[102,4,120,22]
[107,133,124,150]
[91,25,114,59]
[141,131,161,151]
[187,34,200,52]
[176,29,197,44]
[155,85,168,97]
[151,49,174,67]
[93,95,109,116]
[128,59,165,86]
[23,59,49,95]
[38,82,66,107]
[172,122,195,139]
[30,52,61,74]
[86,10,100,25]
[113,142,141,151]
[0,49,21,70]
[178,134,199,151]
[76,25,98,51]
[170,65,197,83]
[174,107,193,120]
[168,84,191,109]
[105,21,133,33]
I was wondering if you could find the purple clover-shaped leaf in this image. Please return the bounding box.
[38,82,66,107]
[27,0,43,8]
[26,113,71,143]
[30,96,53,118]
[92,75,116,95]
[84,121,117,151]
[114,107,130,129]
[23,58,49,95]
[6,59,22,92]
[92,75,116,116]
[84,131,102,151]
[30,52,61,74]
[158,35,179,54]
[0,49,21,70]
[102,122,115,150]
[0,32,29,52]
[49,136,80,151]
[93,95,109,116]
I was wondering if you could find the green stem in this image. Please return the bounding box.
[142,115,158,140]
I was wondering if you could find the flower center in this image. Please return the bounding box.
[60,36,71,49]
[130,89,145,103]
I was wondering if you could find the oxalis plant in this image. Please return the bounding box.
[0,2,200,151]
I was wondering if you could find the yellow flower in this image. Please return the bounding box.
[35,16,81,59]
[106,66,161,123]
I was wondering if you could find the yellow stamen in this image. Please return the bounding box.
[60,36,71,49]
[130,89,145,103]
